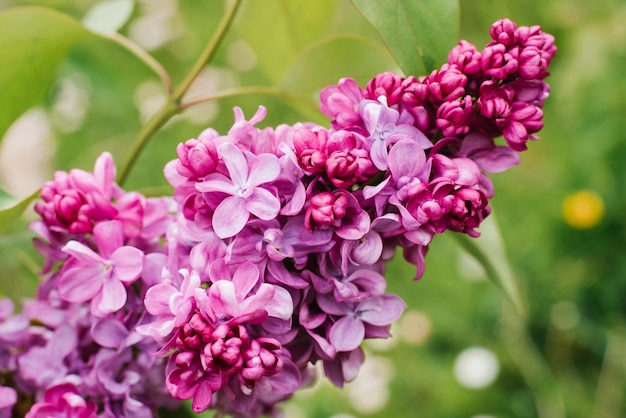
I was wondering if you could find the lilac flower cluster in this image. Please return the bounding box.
[0,154,177,417]
[0,19,555,418]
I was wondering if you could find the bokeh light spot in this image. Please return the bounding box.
[453,347,500,389]
[562,190,604,229]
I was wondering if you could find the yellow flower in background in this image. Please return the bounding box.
[562,190,604,229]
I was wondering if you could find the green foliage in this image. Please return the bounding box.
[349,0,460,75]
[0,7,92,140]
[0,189,39,234]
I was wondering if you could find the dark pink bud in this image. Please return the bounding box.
[448,40,482,76]
[446,188,490,237]
[324,130,374,188]
[293,127,328,173]
[518,46,548,80]
[176,137,219,179]
[490,18,518,46]
[436,95,474,137]
[400,76,429,106]
[305,192,348,230]
[477,80,513,119]
[480,43,519,79]
[365,71,404,106]
[426,67,467,102]
[499,102,544,151]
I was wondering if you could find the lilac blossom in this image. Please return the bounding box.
[196,142,281,239]
[2,18,556,418]
[58,220,144,315]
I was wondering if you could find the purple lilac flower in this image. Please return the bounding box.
[1,18,555,418]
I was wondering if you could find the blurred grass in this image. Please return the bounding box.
[1,0,625,417]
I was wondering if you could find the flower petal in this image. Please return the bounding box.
[219,142,249,187]
[212,195,249,239]
[245,188,280,220]
[58,265,103,302]
[248,153,281,187]
[111,246,144,283]
[329,316,364,352]
[98,277,127,313]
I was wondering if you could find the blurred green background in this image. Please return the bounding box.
[1,0,625,417]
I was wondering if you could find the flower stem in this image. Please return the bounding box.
[116,0,243,186]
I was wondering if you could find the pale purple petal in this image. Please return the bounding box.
[263,286,293,320]
[268,358,301,395]
[329,316,365,352]
[474,146,521,173]
[144,283,177,316]
[369,138,389,170]
[219,142,249,187]
[195,172,237,194]
[94,152,115,198]
[388,139,426,180]
[341,348,364,382]
[111,246,144,283]
[61,241,104,266]
[351,231,383,265]
[358,294,406,326]
[247,153,281,187]
[232,261,260,299]
[239,283,275,314]
[98,278,127,313]
[205,281,239,317]
[91,319,128,348]
[59,265,103,302]
[212,195,249,239]
[245,188,280,220]
[93,220,124,259]
[453,158,482,186]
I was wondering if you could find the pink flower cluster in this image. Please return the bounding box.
[0,19,555,418]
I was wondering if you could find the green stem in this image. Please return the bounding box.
[171,0,243,103]
[180,86,324,124]
[501,305,566,418]
[116,0,243,186]
[104,32,173,93]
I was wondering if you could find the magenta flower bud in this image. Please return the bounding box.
[477,80,513,119]
[324,130,374,188]
[365,71,404,106]
[293,127,328,173]
[176,137,219,179]
[518,46,548,80]
[400,76,429,106]
[446,188,491,237]
[499,102,544,151]
[436,95,474,137]
[490,18,518,46]
[480,43,519,79]
[425,67,467,102]
[517,25,557,60]
[305,192,348,230]
[448,40,482,76]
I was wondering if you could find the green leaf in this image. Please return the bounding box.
[0,189,40,234]
[280,34,396,96]
[0,6,170,143]
[452,214,526,315]
[0,6,93,141]
[349,0,460,76]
